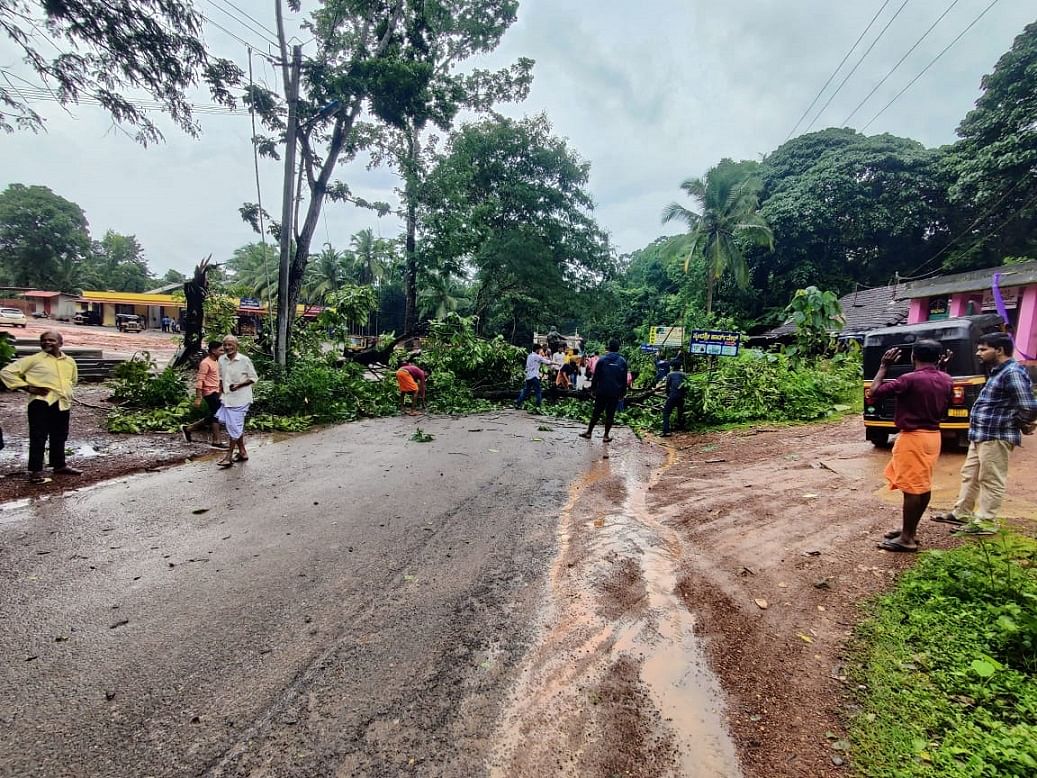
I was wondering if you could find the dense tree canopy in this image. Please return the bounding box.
[419,114,614,340]
[0,183,90,290]
[945,20,1037,268]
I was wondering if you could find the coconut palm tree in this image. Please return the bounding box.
[304,244,351,303]
[349,228,393,286]
[225,243,278,300]
[662,160,773,315]
[418,271,469,320]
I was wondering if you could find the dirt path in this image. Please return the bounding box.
[649,417,1037,777]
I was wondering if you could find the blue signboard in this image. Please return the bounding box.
[640,344,660,353]
[689,329,741,357]
[239,297,261,308]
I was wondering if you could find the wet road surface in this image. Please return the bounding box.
[0,413,611,777]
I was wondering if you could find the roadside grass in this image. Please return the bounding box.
[849,532,1037,777]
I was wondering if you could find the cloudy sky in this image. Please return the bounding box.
[1,1,1034,277]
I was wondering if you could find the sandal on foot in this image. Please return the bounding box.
[578,432,591,439]
[602,436,613,442]
[216,460,234,468]
[932,513,966,526]
[883,529,901,540]
[878,538,918,553]
[232,453,249,462]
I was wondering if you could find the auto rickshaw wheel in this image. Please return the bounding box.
[866,429,890,448]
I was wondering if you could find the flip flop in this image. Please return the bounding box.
[232,453,249,462]
[217,460,234,468]
[578,432,591,439]
[932,513,966,526]
[883,530,901,540]
[878,539,918,553]
[602,436,613,442]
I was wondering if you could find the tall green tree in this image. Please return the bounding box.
[365,0,532,332]
[946,20,1037,266]
[348,228,395,287]
[82,231,153,292]
[662,159,773,315]
[305,244,351,303]
[225,243,278,300]
[0,183,90,290]
[420,114,614,339]
[418,270,470,320]
[1,0,241,143]
[751,130,952,320]
[243,0,525,360]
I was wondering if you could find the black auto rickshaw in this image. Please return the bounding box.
[862,314,1004,449]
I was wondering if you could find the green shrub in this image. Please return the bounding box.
[108,352,189,409]
[851,534,1037,777]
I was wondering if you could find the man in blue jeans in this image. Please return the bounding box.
[515,344,553,410]
[580,340,628,442]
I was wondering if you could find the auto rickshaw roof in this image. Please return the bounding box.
[863,314,1003,346]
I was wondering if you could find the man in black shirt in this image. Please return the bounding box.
[661,369,687,437]
[579,340,628,442]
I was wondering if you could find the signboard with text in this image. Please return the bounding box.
[648,325,684,348]
[689,329,741,357]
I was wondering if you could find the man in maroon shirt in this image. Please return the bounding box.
[869,339,952,551]
[401,359,428,409]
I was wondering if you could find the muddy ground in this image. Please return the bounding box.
[651,417,1037,777]
[0,384,202,502]
[8,319,180,361]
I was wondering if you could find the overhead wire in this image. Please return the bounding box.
[861,0,1003,131]
[841,0,962,125]
[205,0,279,49]
[784,0,894,142]
[199,12,270,52]
[802,0,913,134]
[904,174,1035,279]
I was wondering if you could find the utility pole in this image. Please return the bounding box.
[275,44,302,369]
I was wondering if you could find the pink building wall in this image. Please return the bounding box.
[1017,286,1037,360]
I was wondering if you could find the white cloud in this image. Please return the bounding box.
[1,0,1033,271]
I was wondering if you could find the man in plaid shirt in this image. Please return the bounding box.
[935,333,1037,527]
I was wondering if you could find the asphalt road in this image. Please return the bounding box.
[0,412,596,777]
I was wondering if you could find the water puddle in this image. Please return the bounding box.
[0,497,37,525]
[490,444,741,777]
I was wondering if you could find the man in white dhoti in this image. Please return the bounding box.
[215,335,258,468]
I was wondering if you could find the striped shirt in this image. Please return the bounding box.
[969,360,1037,446]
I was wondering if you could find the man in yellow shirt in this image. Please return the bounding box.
[0,331,82,483]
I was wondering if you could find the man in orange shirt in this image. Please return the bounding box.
[181,340,224,447]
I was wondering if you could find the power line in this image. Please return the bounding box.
[862,0,1003,131]
[217,0,278,39]
[784,0,893,142]
[905,174,1034,278]
[199,12,269,52]
[13,85,248,115]
[841,0,962,126]
[803,0,912,134]
[206,0,279,49]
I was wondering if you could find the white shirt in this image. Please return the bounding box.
[524,352,552,380]
[218,353,258,407]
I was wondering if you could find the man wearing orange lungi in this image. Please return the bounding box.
[396,363,420,415]
[869,339,952,552]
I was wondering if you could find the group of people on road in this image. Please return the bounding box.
[179,336,259,468]
[516,340,689,441]
[872,332,1036,552]
[0,331,259,481]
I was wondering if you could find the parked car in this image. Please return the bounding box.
[115,314,143,333]
[74,311,102,325]
[0,308,27,328]
[31,311,50,319]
